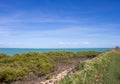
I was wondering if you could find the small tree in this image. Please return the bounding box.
[115,46,120,50]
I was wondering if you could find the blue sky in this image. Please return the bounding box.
[0,0,120,48]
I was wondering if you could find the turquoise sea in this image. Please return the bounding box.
[0,48,113,55]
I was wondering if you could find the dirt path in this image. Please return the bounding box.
[40,67,73,84]
[39,57,89,84]
[112,50,120,54]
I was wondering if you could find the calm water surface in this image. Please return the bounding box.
[0,48,113,55]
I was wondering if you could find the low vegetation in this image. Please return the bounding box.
[0,51,100,83]
[103,52,120,84]
[57,51,120,84]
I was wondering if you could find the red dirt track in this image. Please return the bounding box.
[112,50,120,54]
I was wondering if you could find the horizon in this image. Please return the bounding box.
[0,47,114,49]
[0,0,120,48]
[0,47,113,55]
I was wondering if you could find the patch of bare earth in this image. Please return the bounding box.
[112,50,120,54]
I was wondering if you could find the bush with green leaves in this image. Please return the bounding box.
[0,51,100,83]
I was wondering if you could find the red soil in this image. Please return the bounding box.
[112,50,120,54]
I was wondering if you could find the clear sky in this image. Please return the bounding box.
[0,0,120,48]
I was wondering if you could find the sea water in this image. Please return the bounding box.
[0,48,113,55]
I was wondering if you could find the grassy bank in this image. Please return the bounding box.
[57,51,120,84]
[104,52,120,84]
[0,51,100,83]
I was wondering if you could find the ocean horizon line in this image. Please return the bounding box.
[0,48,113,55]
[0,47,113,49]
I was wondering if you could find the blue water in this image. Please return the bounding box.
[0,48,113,55]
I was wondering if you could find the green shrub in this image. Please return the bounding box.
[0,51,100,83]
[0,67,26,83]
[0,53,9,59]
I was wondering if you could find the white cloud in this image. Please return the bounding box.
[81,42,90,45]
[58,41,90,45]
[59,42,78,45]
